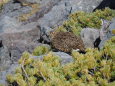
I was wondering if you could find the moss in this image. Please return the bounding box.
[108,81,115,86]
[32,45,51,56]
[6,36,115,86]
[112,29,115,35]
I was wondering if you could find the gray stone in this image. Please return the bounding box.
[0,63,19,85]
[0,46,11,71]
[99,19,111,40]
[53,52,73,65]
[0,16,21,33]
[1,0,61,22]
[30,51,73,65]
[99,18,115,49]
[108,18,115,37]
[1,0,32,18]
[81,28,100,48]
[0,16,41,70]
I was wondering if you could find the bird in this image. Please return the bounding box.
[50,31,85,53]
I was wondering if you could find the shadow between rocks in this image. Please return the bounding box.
[93,0,115,11]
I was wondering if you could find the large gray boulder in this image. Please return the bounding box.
[0,16,41,85]
[0,16,41,68]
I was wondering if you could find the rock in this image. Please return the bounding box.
[81,19,111,49]
[38,0,103,27]
[0,23,41,85]
[108,18,115,37]
[81,28,100,48]
[0,63,19,85]
[65,0,103,13]
[31,51,73,65]
[1,0,61,22]
[31,52,73,65]
[99,19,111,41]
[0,16,21,33]
[1,0,32,18]
[99,18,115,49]
[0,16,41,68]
[53,52,73,65]
[0,46,11,71]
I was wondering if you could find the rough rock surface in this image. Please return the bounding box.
[53,52,73,65]
[0,46,10,71]
[81,28,100,48]
[0,63,18,85]
[31,52,73,65]
[99,18,115,49]
[0,16,41,73]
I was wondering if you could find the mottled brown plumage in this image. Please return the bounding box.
[50,32,85,52]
